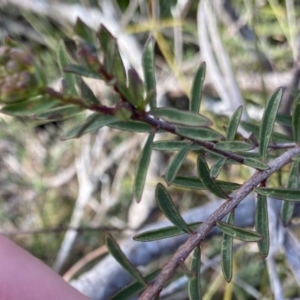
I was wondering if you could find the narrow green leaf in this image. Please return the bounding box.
[281,162,299,226]
[281,201,295,226]
[241,120,293,143]
[176,126,224,141]
[79,79,99,104]
[217,221,262,242]
[109,121,152,132]
[156,183,192,234]
[151,108,211,127]
[243,157,269,170]
[292,93,300,143]
[197,156,228,199]
[153,140,203,151]
[97,25,115,74]
[214,141,253,152]
[165,144,191,185]
[190,62,206,113]
[188,246,201,300]
[235,152,276,160]
[111,269,161,300]
[117,83,140,108]
[167,176,240,191]
[97,25,126,85]
[142,36,156,109]
[1,96,58,116]
[133,222,201,242]
[106,234,147,286]
[64,64,103,79]
[210,158,227,179]
[226,106,243,141]
[62,113,116,140]
[57,41,77,96]
[221,212,234,282]
[128,69,144,110]
[37,105,82,120]
[255,187,300,201]
[276,113,292,127]
[134,133,154,202]
[255,194,269,257]
[74,18,94,44]
[259,88,283,160]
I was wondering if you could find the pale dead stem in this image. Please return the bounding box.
[139,146,300,300]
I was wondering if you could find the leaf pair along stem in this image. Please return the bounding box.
[63,95,254,167]
[139,146,300,300]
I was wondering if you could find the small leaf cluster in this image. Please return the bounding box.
[1,19,300,299]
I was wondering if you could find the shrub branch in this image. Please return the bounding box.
[139,145,300,300]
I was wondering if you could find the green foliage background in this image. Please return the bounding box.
[1,0,300,299]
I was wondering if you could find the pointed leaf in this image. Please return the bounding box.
[106,234,147,286]
[243,157,269,170]
[176,126,224,141]
[235,152,276,160]
[156,183,192,234]
[142,36,156,109]
[281,162,299,226]
[292,93,300,143]
[97,25,126,84]
[111,269,161,300]
[259,88,283,160]
[1,96,58,116]
[197,156,228,199]
[241,120,293,143]
[133,222,201,242]
[188,246,201,300]
[79,79,99,105]
[221,212,234,282]
[151,108,211,127]
[128,69,144,110]
[190,62,205,114]
[167,176,240,191]
[214,141,253,152]
[165,144,191,185]
[64,64,103,79]
[74,18,94,44]
[255,194,269,257]
[117,83,140,108]
[109,121,152,132]
[217,221,262,242]
[37,105,82,121]
[57,41,77,96]
[62,113,116,140]
[153,140,203,151]
[226,106,243,141]
[97,25,115,74]
[210,158,227,179]
[281,201,295,227]
[255,187,300,201]
[134,133,154,202]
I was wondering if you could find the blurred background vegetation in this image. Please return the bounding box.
[0,0,300,299]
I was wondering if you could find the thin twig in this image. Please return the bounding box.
[139,146,300,300]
